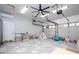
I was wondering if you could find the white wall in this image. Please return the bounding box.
[14,17,41,34]
[2,16,41,41]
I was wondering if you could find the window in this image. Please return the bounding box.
[76,22,79,26]
[49,25,55,29]
[58,24,63,28]
[58,25,60,28]
[63,24,68,27]
[52,26,55,28]
[69,23,75,27]
[48,23,54,26]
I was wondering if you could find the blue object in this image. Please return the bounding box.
[54,35,63,41]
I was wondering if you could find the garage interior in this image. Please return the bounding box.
[0,4,79,54]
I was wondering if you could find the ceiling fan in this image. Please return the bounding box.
[31,4,50,18]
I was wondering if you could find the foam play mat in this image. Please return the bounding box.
[51,48,78,54]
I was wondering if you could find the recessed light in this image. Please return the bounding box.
[20,6,28,14]
[52,10,57,14]
[41,15,45,17]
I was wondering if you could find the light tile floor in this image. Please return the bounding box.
[0,39,78,54]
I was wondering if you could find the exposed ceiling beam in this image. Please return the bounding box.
[32,18,45,23]
[47,20,58,25]
[32,22,43,26]
[62,13,69,21]
[51,4,58,8]
[46,16,58,25]
[6,4,15,11]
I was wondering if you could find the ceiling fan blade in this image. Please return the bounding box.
[51,4,58,8]
[34,12,39,18]
[31,6,39,11]
[41,12,44,15]
[7,4,15,8]
[7,4,15,11]
[39,4,42,10]
[42,6,50,10]
[43,11,49,13]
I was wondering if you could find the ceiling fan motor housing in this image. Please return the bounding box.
[57,10,62,15]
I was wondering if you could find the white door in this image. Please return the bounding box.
[3,21,15,41]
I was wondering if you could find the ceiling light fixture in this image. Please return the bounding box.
[52,5,68,14]
[20,6,28,14]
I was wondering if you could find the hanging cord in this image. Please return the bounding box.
[42,26,44,32]
[56,24,59,36]
[54,24,56,36]
[62,13,70,39]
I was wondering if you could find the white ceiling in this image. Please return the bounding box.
[0,4,79,22]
